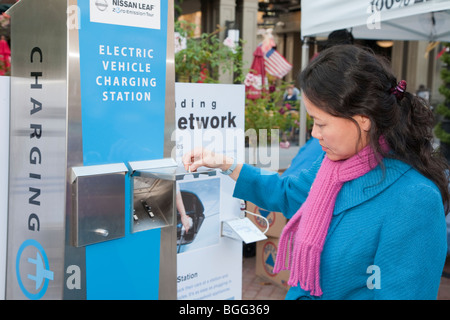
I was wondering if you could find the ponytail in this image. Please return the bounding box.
[384,89,450,213]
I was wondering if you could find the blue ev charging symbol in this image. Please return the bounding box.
[16,239,54,300]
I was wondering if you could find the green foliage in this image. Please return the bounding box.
[436,43,450,112]
[434,43,450,144]
[434,122,450,144]
[0,58,9,76]
[245,82,300,141]
[436,102,450,119]
[174,20,244,84]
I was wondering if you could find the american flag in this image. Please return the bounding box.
[264,48,292,79]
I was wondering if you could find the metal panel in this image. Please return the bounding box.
[129,160,215,235]
[7,0,178,300]
[64,0,87,300]
[71,164,127,247]
[164,0,176,159]
[72,173,125,247]
[132,176,174,233]
[6,0,67,299]
[159,0,177,299]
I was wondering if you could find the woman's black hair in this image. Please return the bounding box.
[300,44,450,213]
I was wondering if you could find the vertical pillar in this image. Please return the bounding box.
[217,0,236,40]
[406,41,429,93]
[391,41,404,80]
[284,32,295,83]
[299,37,309,147]
[7,0,68,300]
[217,0,236,84]
[431,45,444,105]
[241,0,259,71]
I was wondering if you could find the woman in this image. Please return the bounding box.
[183,45,449,300]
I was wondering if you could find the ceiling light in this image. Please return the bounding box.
[376,40,394,48]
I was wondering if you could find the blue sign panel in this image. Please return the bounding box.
[79,0,167,166]
[78,0,168,299]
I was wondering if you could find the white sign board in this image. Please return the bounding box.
[90,0,161,30]
[222,218,267,244]
[175,83,245,300]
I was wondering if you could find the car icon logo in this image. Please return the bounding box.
[16,239,54,300]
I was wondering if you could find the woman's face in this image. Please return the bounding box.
[304,95,371,161]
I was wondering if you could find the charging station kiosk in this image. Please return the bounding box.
[6,0,177,299]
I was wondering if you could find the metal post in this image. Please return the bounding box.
[299,36,309,147]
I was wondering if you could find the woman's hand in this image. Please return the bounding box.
[176,190,191,233]
[182,147,242,180]
[180,214,192,234]
[182,147,231,172]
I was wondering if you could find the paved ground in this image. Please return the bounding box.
[242,255,288,300]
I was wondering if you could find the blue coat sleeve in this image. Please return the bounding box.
[373,182,448,299]
[232,155,323,219]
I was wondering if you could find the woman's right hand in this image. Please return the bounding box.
[182,147,232,172]
[183,147,243,181]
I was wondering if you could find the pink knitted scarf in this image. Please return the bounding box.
[273,143,382,296]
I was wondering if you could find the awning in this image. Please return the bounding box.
[301,0,450,41]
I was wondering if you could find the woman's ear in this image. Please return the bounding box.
[356,115,371,132]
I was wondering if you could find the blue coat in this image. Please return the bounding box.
[234,154,448,299]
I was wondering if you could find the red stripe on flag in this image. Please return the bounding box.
[264,49,292,78]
